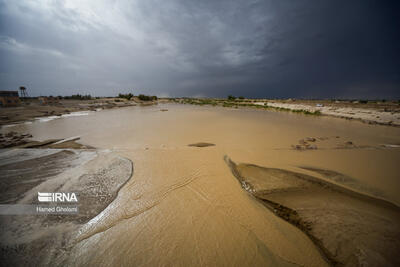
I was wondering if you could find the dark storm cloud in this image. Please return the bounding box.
[0,0,399,98]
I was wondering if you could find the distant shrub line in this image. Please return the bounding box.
[117,93,157,101]
[176,98,322,116]
[63,94,92,100]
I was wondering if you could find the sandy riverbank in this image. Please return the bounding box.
[0,97,159,127]
[264,100,400,126]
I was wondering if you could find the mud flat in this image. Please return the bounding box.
[225,156,400,266]
[0,147,133,266]
[0,98,141,127]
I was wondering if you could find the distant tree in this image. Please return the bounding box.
[64,94,91,100]
[138,94,154,101]
[227,95,236,100]
[118,93,133,100]
[238,96,244,99]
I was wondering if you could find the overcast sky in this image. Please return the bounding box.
[0,0,399,98]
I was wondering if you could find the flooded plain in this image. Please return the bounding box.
[3,103,400,266]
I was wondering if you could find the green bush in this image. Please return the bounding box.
[118,93,133,100]
[138,94,157,101]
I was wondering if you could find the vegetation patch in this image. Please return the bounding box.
[175,97,322,116]
[118,93,133,100]
[138,94,157,101]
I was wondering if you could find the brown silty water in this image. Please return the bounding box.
[7,103,400,266]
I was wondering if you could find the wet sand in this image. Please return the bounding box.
[0,148,133,266]
[1,103,400,266]
[226,157,400,266]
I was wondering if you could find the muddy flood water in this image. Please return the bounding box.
[3,103,400,266]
